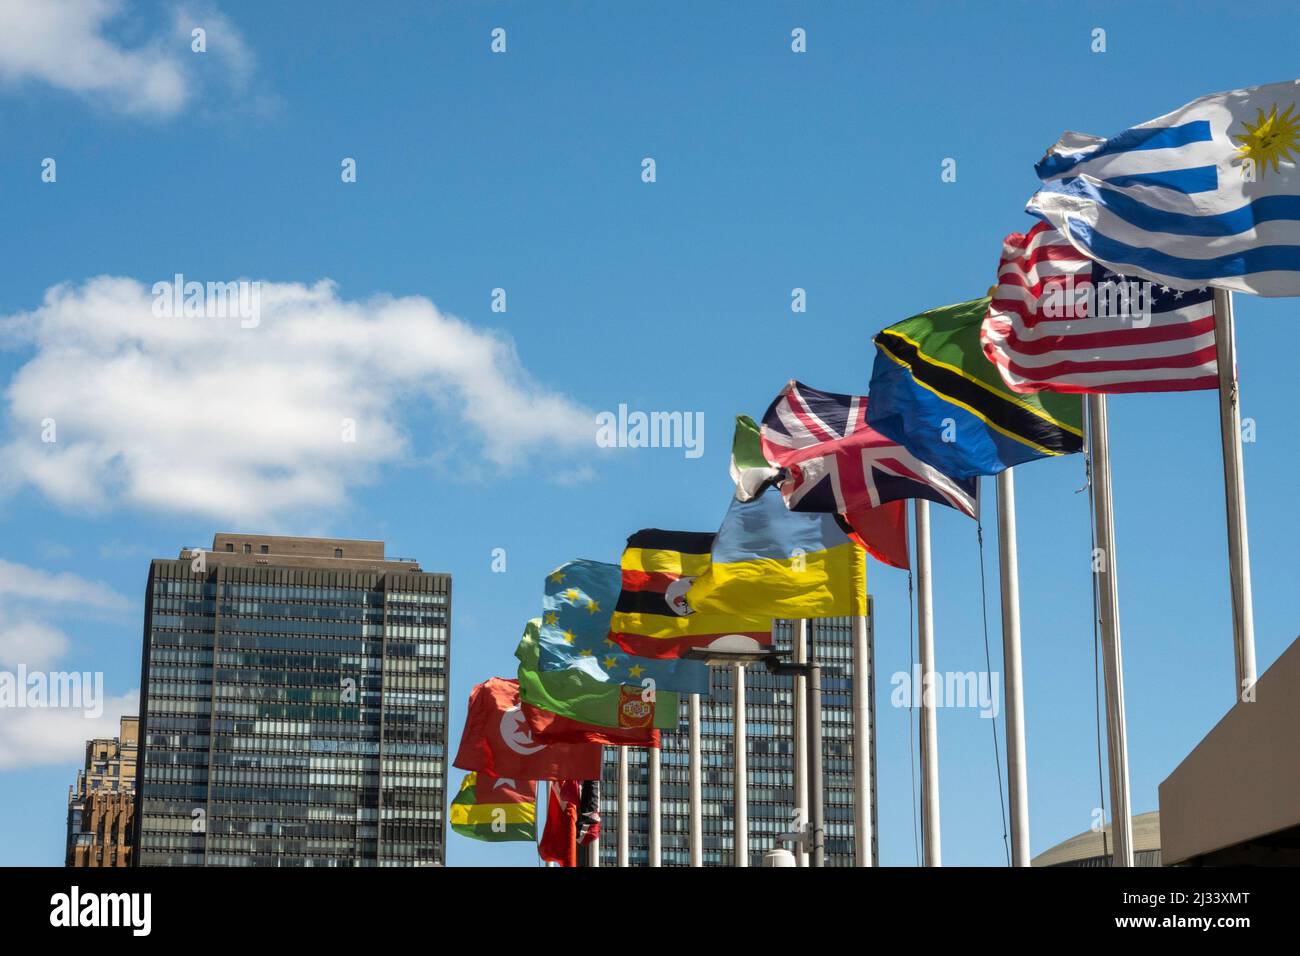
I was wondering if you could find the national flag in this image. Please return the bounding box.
[1027,78,1300,297]
[762,380,979,518]
[608,529,772,659]
[539,560,711,695]
[539,781,580,867]
[516,620,680,732]
[733,414,909,569]
[453,676,603,781]
[869,296,1084,478]
[983,221,1219,393]
[577,780,601,845]
[686,484,868,619]
[449,771,537,843]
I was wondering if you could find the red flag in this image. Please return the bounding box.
[843,500,910,570]
[454,678,602,781]
[522,700,660,748]
[539,781,580,867]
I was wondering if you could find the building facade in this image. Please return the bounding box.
[133,534,450,867]
[597,614,875,866]
[66,715,139,867]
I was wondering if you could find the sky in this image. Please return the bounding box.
[0,0,1297,868]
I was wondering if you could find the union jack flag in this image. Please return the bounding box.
[760,380,978,519]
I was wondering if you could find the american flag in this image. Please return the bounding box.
[760,380,978,519]
[982,221,1218,393]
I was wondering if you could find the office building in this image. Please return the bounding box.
[134,533,450,866]
[66,715,139,867]
[597,615,875,866]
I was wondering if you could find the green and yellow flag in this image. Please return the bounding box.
[449,771,537,843]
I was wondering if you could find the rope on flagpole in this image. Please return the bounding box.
[907,569,920,868]
[1082,401,1110,865]
[976,509,1011,867]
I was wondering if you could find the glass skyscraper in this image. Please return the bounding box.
[597,613,876,867]
[134,534,450,867]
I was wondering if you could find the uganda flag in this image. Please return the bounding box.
[449,771,537,843]
[609,529,772,659]
[868,297,1083,479]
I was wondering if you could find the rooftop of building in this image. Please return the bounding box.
[1031,811,1161,867]
[176,533,428,573]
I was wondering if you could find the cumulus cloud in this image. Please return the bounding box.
[0,276,597,523]
[0,558,132,611]
[0,620,71,670]
[0,0,255,117]
[0,688,138,770]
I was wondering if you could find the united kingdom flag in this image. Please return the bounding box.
[760,380,979,519]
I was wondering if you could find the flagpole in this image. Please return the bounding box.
[792,620,809,867]
[734,662,748,867]
[915,499,941,866]
[1213,288,1258,702]
[617,747,629,867]
[648,744,662,867]
[806,621,825,867]
[1088,394,1134,866]
[689,692,703,867]
[996,469,1031,866]
[851,613,873,867]
[537,780,548,866]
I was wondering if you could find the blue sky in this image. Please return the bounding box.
[1,0,1297,867]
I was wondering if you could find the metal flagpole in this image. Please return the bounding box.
[1088,394,1134,866]
[1213,289,1258,702]
[648,745,662,867]
[852,614,873,867]
[792,620,809,866]
[806,621,825,867]
[537,780,549,866]
[914,499,941,866]
[617,747,629,867]
[689,692,703,867]
[996,470,1031,866]
[734,662,748,867]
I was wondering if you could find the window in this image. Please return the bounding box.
[226,543,234,552]
[243,544,252,554]
[334,548,344,558]
[260,545,269,554]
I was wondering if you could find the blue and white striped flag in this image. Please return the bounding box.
[1027,79,1300,297]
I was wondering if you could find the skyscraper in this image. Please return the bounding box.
[597,614,876,866]
[66,715,139,867]
[133,534,450,867]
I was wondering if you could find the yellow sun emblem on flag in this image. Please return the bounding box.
[1232,102,1300,177]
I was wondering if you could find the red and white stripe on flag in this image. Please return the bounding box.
[981,221,1219,394]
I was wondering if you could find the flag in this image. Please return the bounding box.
[730,415,782,501]
[608,529,772,659]
[1027,78,1300,297]
[733,415,909,569]
[516,620,680,732]
[539,781,580,867]
[577,780,601,845]
[762,379,978,518]
[869,296,1084,478]
[686,484,867,618]
[539,560,711,695]
[983,221,1219,393]
[449,771,537,843]
[453,676,603,781]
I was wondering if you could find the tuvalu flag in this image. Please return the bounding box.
[686,484,867,619]
[609,529,772,659]
[869,296,1084,478]
[449,771,537,843]
[453,676,603,781]
[516,619,679,733]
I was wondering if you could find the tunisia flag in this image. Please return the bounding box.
[453,678,602,781]
[843,500,910,570]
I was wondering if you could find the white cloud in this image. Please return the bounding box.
[0,0,255,117]
[0,620,70,670]
[0,558,131,611]
[0,276,597,523]
[0,688,138,771]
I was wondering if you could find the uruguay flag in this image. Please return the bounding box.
[1028,78,1300,297]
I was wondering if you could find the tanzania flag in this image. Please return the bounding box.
[869,297,1083,479]
[539,560,711,695]
[608,529,772,659]
[516,620,680,732]
[450,771,537,843]
[730,415,781,502]
[686,485,867,619]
